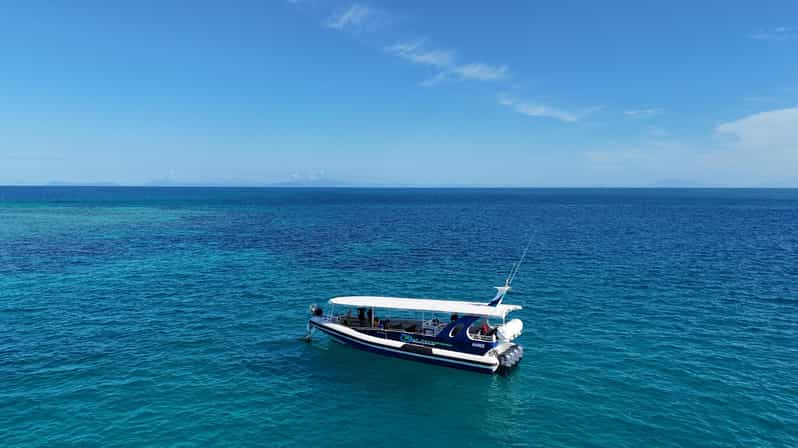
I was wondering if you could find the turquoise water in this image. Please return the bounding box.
[1,187,797,447]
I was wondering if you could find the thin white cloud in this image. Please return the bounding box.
[386,41,454,68]
[451,63,508,81]
[419,71,451,87]
[749,26,797,40]
[324,4,384,31]
[499,96,594,123]
[624,108,663,118]
[386,40,508,86]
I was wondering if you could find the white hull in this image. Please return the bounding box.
[309,317,520,374]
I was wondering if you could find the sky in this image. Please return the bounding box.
[1,0,797,187]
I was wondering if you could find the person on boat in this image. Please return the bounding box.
[358,308,366,325]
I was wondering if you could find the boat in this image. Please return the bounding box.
[305,284,524,374]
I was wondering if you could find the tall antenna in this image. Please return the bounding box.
[490,234,535,307]
[505,234,534,287]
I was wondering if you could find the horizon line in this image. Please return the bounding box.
[2,184,798,190]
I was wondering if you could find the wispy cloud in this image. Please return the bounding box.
[451,63,508,81]
[418,72,451,87]
[499,96,596,123]
[624,108,663,118]
[322,9,587,124]
[386,40,508,86]
[324,4,385,31]
[386,41,454,68]
[749,26,797,40]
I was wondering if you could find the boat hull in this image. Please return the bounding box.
[308,318,501,374]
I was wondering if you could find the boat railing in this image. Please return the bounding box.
[329,315,441,334]
[467,327,497,343]
[469,333,496,343]
[328,314,497,343]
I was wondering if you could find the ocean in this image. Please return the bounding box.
[1,187,796,447]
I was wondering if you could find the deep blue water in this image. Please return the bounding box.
[1,187,797,447]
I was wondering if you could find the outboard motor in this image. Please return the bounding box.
[497,318,523,342]
[305,304,322,342]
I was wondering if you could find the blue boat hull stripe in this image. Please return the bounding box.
[310,321,497,372]
[319,327,494,374]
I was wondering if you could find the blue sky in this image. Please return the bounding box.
[1,1,797,186]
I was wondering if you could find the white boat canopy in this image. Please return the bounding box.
[329,296,522,319]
